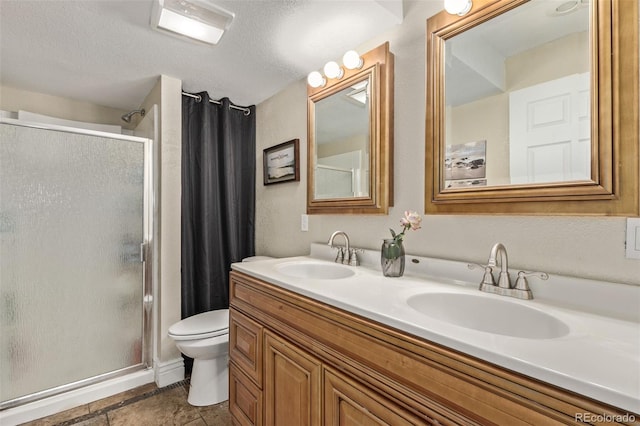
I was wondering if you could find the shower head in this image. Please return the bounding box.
[121,109,146,123]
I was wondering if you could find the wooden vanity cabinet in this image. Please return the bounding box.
[228,271,638,426]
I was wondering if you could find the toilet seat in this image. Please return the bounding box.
[168,309,229,341]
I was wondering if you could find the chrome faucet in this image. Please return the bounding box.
[487,243,510,289]
[468,243,548,300]
[327,231,360,266]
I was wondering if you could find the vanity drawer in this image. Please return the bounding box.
[230,362,263,426]
[230,309,263,387]
[324,367,429,426]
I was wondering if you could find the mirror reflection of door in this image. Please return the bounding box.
[444,0,589,188]
[509,72,590,184]
[314,78,370,199]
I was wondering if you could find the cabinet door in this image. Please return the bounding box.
[230,309,263,386]
[264,331,321,426]
[230,362,263,426]
[324,368,430,426]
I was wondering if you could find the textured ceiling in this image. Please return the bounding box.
[0,0,408,111]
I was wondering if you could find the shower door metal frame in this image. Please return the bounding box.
[0,118,154,410]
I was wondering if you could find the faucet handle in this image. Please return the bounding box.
[514,271,548,299]
[348,248,363,266]
[514,270,549,290]
[468,263,496,287]
[334,247,345,263]
[467,262,486,270]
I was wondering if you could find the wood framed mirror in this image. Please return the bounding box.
[425,0,638,215]
[307,42,394,215]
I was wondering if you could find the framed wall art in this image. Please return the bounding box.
[263,139,300,185]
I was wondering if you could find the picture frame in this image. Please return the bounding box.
[444,140,487,188]
[263,139,300,185]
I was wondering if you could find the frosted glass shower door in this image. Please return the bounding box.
[0,121,150,406]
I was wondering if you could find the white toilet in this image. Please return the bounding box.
[169,255,273,406]
[168,309,230,406]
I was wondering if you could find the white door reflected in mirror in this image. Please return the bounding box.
[509,72,590,184]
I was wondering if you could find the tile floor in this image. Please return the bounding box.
[20,379,232,426]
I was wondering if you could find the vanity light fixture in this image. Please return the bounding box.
[323,61,344,80]
[444,0,472,16]
[151,0,234,45]
[307,50,363,88]
[307,71,326,88]
[343,50,363,70]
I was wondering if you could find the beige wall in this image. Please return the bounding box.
[449,93,509,186]
[0,85,131,128]
[255,12,640,285]
[507,31,589,91]
[317,134,367,158]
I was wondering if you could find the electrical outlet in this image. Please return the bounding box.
[301,214,309,232]
[626,218,640,259]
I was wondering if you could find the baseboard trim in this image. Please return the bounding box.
[154,357,185,388]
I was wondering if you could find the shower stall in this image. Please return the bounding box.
[0,118,153,412]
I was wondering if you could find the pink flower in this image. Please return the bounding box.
[400,210,422,231]
[389,210,422,242]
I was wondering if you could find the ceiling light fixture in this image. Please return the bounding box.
[444,0,472,16]
[151,0,234,45]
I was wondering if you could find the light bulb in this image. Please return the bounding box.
[343,50,363,70]
[307,71,325,88]
[444,0,472,15]
[323,61,344,79]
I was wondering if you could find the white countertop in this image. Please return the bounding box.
[231,244,640,414]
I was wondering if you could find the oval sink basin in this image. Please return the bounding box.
[406,292,570,339]
[276,261,356,280]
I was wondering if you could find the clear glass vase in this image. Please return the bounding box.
[381,238,405,277]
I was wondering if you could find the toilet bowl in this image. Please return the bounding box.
[169,256,274,406]
[168,309,230,406]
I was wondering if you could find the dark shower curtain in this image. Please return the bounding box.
[181,92,256,319]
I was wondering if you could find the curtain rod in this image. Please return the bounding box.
[181,91,251,116]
